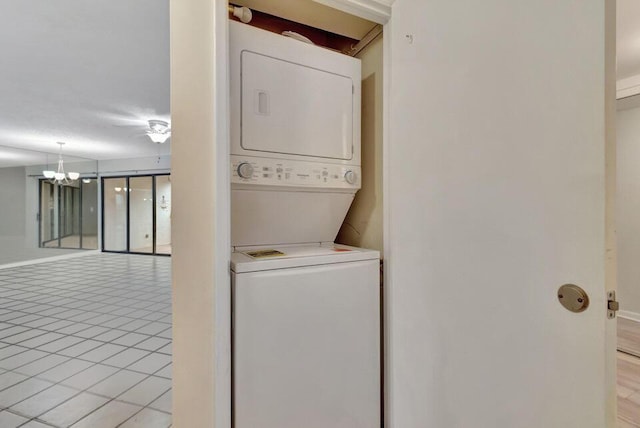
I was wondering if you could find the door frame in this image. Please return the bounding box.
[604,0,617,425]
[171,0,616,426]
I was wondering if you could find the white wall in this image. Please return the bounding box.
[337,34,384,253]
[99,154,170,176]
[617,74,640,99]
[171,0,230,426]
[0,167,26,238]
[617,100,640,317]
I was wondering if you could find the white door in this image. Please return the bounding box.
[385,1,615,427]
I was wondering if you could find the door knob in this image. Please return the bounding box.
[557,284,589,313]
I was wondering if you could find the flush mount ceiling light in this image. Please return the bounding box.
[146,120,171,144]
[42,142,80,184]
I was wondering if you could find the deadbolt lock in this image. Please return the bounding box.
[557,284,589,313]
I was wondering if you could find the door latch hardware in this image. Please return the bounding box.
[558,284,589,313]
[607,291,619,319]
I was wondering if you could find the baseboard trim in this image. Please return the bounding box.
[619,310,640,323]
[0,250,100,270]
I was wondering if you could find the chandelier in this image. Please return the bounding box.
[43,142,80,184]
[147,120,171,144]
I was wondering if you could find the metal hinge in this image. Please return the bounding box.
[607,291,619,319]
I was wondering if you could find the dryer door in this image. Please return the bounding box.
[241,51,354,160]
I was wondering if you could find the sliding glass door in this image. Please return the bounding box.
[102,174,171,255]
[81,179,99,249]
[39,178,98,249]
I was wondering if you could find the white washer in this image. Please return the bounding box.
[232,244,380,428]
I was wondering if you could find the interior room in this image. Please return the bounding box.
[0,0,628,427]
[0,1,173,426]
[0,0,383,426]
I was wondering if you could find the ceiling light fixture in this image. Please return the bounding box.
[146,120,171,144]
[42,142,80,184]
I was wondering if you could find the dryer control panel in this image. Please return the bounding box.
[231,155,361,189]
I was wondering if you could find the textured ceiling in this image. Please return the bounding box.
[0,145,92,169]
[0,0,170,166]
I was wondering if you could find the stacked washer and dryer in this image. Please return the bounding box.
[229,21,380,428]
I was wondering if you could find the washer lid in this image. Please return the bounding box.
[231,244,379,273]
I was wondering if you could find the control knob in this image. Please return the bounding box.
[237,162,254,179]
[344,170,357,185]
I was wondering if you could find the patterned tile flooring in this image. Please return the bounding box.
[8,251,635,427]
[0,253,172,427]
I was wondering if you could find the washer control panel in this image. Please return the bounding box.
[231,156,360,189]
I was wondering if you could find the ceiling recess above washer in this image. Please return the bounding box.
[231,0,378,40]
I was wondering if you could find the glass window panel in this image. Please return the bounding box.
[40,181,58,248]
[155,175,171,255]
[58,184,81,249]
[71,187,80,238]
[129,176,153,254]
[62,187,71,237]
[81,178,98,249]
[103,178,128,251]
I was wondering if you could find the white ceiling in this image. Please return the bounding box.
[618,0,640,80]
[1,0,637,168]
[0,0,169,166]
[0,145,92,169]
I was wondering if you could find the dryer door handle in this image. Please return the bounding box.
[254,90,270,115]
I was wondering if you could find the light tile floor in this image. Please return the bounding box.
[0,253,172,427]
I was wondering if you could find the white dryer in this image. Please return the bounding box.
[229,21,379,428]
[229,20,362,247]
